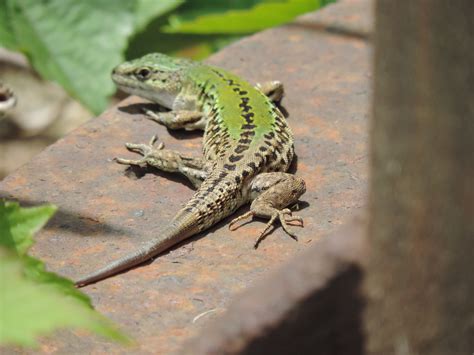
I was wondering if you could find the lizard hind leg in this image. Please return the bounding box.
[228,172,306,248]
[144,109,207,131]
[255,81,285,103]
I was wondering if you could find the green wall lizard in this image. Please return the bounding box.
[76,53,306,287]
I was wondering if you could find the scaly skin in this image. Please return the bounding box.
[75,53,306,287]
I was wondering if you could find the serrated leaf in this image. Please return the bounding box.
[5,0,136,114]
[0,200,56,255]
[22,255,92,308]
[0,199,89,307]
[0,201,130,347]
[0,251,128,347]
[164,0,322,34]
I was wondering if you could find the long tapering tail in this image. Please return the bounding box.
[75,170,242,287]
[75,212,198,287]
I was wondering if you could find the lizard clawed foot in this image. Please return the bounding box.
[114,135,164,166]
[229,208,304,249]
[143,108,166,124]
[125,134,164,153]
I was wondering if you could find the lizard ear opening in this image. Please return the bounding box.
[136,68,151,81]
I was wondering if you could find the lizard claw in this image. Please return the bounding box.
[143,108,165,124]
[280,208,304,227]
[123,135,164,155]
[113,135,165,167]
[113,156,147,166]
[148,134,164,149]
[228,211,254,231]
[228,208,304,249]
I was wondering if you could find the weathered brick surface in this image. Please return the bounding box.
[0,1,373,353]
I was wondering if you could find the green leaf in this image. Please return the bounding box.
[4,0,137,114]
[22,255,93,308]
[0,251,128,347]
[0,200,56,255]
[0,200,130,347]
[127,1,244,60]
[167,0,264,20]
[164,0,322,34]
[127,28,238,61]
[134,0,184,32]
[0,0,17,49]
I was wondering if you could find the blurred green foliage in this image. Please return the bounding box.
[0,200,129,347]
[0,0,335,116]
[164,0,319,34]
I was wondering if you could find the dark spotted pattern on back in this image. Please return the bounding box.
[179,64,295,227]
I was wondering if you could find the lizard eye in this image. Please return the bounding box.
[136,68,151,80]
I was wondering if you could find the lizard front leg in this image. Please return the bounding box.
[229,172,306,248]
[255,81,284,103]
[144,109,207,131]
[144,83,282,129]
[115,135,209,188]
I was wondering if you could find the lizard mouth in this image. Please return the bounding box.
[111,73,148,98]
[111,73,175,108]
[111,73,135,90]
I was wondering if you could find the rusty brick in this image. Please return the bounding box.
[180,215,368,355]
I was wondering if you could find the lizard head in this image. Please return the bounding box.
[111,53,195,108]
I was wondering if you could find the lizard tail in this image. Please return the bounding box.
[75,170,241,287]
[74,212,198,287]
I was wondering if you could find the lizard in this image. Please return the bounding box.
[75,53,306,287]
